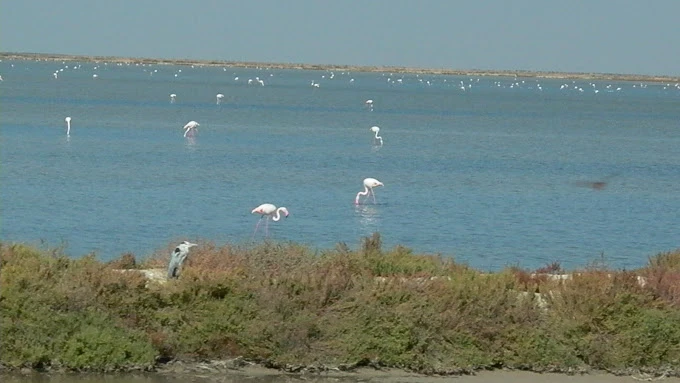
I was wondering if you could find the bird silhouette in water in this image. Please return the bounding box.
[573,174,619,190]
[167,241,197,279]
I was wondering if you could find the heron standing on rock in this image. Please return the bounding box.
[167,241,197,279]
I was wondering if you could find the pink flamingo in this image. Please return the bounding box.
[355,178,383,205]
[251,203,289,238]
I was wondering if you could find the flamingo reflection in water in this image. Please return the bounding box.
[355,204,381,236]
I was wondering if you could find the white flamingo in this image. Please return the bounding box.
[251,203,289,238]
[65,117,72,136]
[182,121,199,137]
[216,93,224,104]
[170,93,176,103]
[370,126,383,146]
[355,178,384,205]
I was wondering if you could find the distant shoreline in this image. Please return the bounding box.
[2,51,679,83]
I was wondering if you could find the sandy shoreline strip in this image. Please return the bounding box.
[253,367,680,383]
[3,365,678,383]
[210,366,680,383]
[2,52,679,83]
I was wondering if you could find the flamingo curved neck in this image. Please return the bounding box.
[373,131,383,145]
[355,186,371,203]
[272,208,285,221]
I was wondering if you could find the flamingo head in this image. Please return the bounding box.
[181,241,197,248]
[280,207,289,218]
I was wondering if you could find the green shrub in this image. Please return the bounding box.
[1,239,679,375]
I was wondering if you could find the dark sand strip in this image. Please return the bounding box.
[2,52,679,83]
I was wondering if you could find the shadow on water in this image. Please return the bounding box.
[571,174,620,191]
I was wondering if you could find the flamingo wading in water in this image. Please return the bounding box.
[65,117,72,136]
[251,203,289,238]
[183,121,199,137]
[370,126,383,146]
[355,178,384,205]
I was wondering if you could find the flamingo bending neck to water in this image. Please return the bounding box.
[183,121,199,137]
[252,203,289,238]
[355,178,383,205]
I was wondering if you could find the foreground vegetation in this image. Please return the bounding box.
[1,235,679,375]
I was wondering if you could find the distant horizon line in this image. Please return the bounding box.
[2,51,679,83]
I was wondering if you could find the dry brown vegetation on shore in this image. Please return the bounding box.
[1,235,679,376]
[2,52,678,83]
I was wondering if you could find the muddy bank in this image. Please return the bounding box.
[154,359,680,382]
[3,360,679,383]
[2,52,678,83]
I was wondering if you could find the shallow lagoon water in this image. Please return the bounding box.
[1,60,678,270]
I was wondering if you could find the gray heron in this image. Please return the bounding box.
[167,241,198,279]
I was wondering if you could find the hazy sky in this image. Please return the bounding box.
[2,0,678,75]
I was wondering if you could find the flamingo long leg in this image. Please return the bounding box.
[370,188,377,203]
[253,217,264,239]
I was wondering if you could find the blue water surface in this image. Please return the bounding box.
[1,59,679,270]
